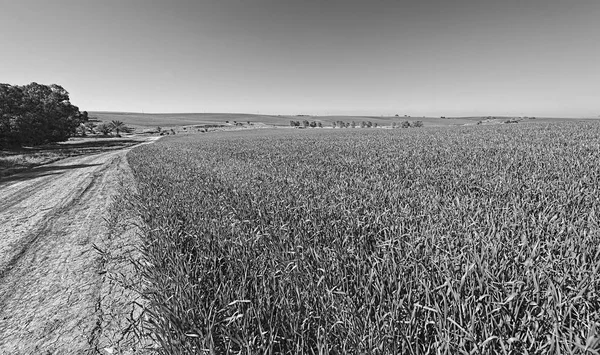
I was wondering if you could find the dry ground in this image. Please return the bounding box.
[0,136,159,354]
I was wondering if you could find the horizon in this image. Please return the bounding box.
[89,110,599,120]
[2,0,600,117]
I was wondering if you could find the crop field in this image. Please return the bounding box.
[127,122,600,354]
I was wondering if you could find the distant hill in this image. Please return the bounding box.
[89,112,597,130]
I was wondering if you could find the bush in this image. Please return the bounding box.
[97,123,113,135]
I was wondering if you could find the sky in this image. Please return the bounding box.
[1,0,599,117]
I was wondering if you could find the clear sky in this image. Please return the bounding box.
[1,0,599,117]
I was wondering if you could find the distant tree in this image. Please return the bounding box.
[367,121,373,128]
[85,122,97,134]
[290,120,296,127]
[412,121,423,127]
[395,114,399,117]
[374,123,378,128]
[332,121,337,128]
[392,122,397,128]
[401,121,411,128]
[351,121,356,128]
[110,120,128,136]
[317,122,322,128]
[303,120,310,128]
[97,122,113,135]
[310,121,317,128]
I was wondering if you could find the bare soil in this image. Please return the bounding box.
[0,137,159,354]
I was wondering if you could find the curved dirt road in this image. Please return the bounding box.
[0,138,157,354]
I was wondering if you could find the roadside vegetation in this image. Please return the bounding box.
[127,123,600,354]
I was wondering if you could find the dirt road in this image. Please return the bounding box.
[0,137,157,354]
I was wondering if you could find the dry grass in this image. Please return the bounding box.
[127,122,600,354]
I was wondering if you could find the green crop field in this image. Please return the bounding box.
[127,122,600,354]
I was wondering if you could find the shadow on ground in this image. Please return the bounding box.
[0,163,103,185]
[0,139,141,182]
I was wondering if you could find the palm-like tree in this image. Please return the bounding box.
[97,122,113,136]
[110,120,126,136]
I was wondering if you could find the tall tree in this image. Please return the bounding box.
[0,82,84,147]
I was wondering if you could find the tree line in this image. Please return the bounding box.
[0,82,87,148]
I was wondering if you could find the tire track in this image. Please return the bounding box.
[0,137,159,354]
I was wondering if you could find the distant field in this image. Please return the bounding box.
[90,111,597,131]
[128,122,600,353]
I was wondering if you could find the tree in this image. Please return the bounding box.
[401,121,411,128]
[303,120,310,128]
[317,122,322,128]
[351,121,356,128]
[97,122,113,135]
[110,120,128,136]
[412,121,424,127]
[310,121,317,128]
[84,122,97,135]
[0,82,84,147]
[290,120,296,127]
[332,121,337,128]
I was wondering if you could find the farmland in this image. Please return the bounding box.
[90,111,595,132]
[127,122,600,354]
